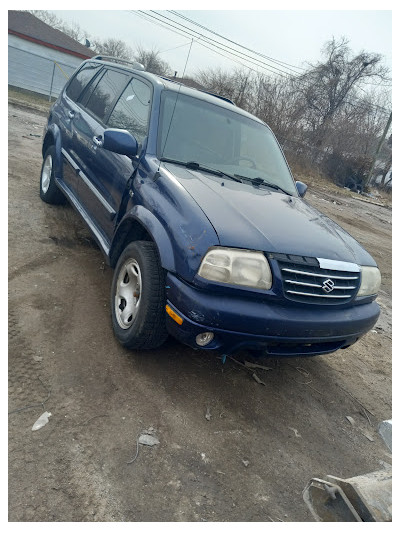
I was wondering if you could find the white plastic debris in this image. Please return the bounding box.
[201,453,210,464]
[378,420,392,452]
[138,434,159,446]
[32,411,51,431]
[288,427,302,438]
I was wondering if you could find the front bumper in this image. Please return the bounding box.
[165,273,380,356]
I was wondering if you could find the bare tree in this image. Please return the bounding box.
[91,38,134,60]
[28,10,90,44]
[134,46,171,76]
[195,67,253,107]
[294,37,389,144]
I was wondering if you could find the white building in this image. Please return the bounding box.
[8,10,95,99]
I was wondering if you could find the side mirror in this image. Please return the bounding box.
[296,181,308,198]
[102,128,138,157]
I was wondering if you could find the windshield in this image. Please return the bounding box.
[158,90,297,195]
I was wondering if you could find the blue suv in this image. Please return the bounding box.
[40,56,381,356]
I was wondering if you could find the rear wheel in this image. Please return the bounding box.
[111,241,168,349]
[40,146,65,204]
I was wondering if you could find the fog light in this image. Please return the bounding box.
[196,332,214,346]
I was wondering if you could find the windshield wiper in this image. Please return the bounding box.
[160,158,242,183]
[234,175,292,196]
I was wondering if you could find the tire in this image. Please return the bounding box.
[40,146,65,204]
[111,241,168,350]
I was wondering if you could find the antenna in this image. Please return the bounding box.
[160,39,194,161]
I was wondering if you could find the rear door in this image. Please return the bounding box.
[58,62,103,196]
[71,67,131,243]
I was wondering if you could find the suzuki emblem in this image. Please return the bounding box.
[322,279,335,293]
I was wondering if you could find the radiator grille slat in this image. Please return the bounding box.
[278,260,360,305]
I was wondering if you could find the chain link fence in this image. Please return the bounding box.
[8,45,79,101]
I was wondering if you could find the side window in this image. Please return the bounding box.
[65,63,102,102]
[84,69,130,124]
[108,78,151,143]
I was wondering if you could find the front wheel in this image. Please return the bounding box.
[111,241,168,350]
[40,146,65,204]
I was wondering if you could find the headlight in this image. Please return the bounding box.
[198,247,272,290]
[357,266,381,297]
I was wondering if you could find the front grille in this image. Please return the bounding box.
[277,260,361,305]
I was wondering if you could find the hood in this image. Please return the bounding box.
[162,163,376,266]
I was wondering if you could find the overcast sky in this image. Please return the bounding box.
[49,4,392,82]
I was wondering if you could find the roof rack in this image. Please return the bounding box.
[91,55,145,71]
[159,76,235,105]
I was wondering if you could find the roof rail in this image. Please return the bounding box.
[200,90,235,106]
[91,55,145,71]
[159,76,235,105]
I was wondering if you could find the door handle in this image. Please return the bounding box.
[92,135,103,147]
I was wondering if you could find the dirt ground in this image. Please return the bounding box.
[8,101,392,522]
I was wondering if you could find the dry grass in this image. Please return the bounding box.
[8,86,52,114]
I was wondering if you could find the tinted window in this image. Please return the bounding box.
[66,63,102,102]
[108,78,151,143]
[85,69,130,123]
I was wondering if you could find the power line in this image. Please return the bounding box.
[168,10,306,74]
[133,10,295,78]
[129,11,391,115]
[149,10,300,77]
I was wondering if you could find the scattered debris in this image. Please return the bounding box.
[360,407,372,426]
[288,427,302,438]
[127,430,160,464]
[227,355,272,385]
[201,453,210,464]
[205,407,212,421]
[304,470,392,521]
[32,411,51,431]
[242,460,250,467]
[351,195,386,208]
[33,355,43,362]
[346,416,356,426]
[336,383,375,418]
[138,434,160,446]
[251,372,266,386]
[361,431,375,442]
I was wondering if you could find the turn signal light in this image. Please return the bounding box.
[166,305,183,325]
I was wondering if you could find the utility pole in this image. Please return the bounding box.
[365,111,392,188]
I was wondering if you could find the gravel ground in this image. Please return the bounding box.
[8,102,391,522]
